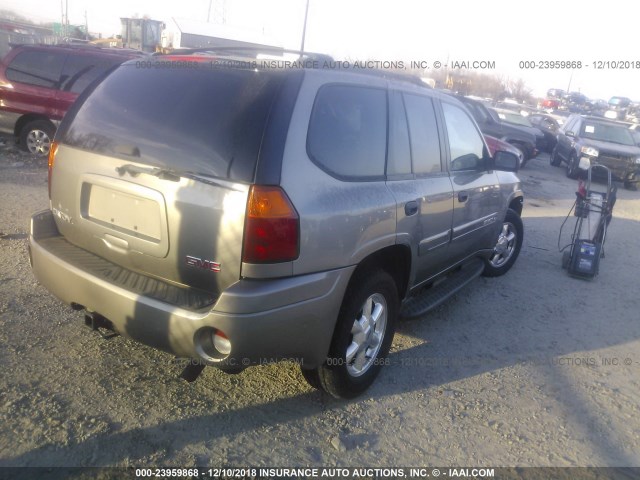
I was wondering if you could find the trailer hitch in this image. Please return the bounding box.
[84,312,119,339]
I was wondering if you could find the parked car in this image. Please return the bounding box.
[584,99,608,117]
[550,114,640,189]
[539,98,561,112]
[604,96,632,121]
[457,95,538,164]
[0,43,143,156]
[29,53,524,398]
[560,92,588,113]
[528,113,561,153]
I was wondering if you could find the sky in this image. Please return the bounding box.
[3,0,640,101]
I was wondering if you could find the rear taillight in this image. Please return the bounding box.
[48,142,58,199]
[242,186,299,263]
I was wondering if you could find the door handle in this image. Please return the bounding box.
[458,191,469,203]
[404,201,418,216]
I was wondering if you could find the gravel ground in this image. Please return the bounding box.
[1,133,639,469]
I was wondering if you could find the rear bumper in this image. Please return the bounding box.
[0,110,20,135]
[30,210,353,369]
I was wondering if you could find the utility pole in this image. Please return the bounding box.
[60,0,65,37]
[85,10,88,40]
[300,0,310,55]
[207,0,212,22]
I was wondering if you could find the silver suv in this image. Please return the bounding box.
[29,54,524,398]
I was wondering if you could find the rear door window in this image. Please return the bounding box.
[403,93,442,174]
[5,50,66,89]
[387,93,412,176]
[60,63,286,183]
[307,84,387,180]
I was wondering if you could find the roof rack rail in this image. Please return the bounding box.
[157,46,430,87]
[342,67,432,88]
[157,45,333,62]
[7,41,145,55]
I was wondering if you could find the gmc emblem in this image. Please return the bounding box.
[185,255,221,272]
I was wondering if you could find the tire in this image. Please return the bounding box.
[19,120,55,157]
[482,209,524,277]
[550,146,562,166]
[623,180,638,191]
[566,153,579,179]
[300,368,322,391]
[302,270,398,399]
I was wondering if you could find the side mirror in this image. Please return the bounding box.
[493,150,519,172]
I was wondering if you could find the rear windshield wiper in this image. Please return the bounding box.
[115,164,242,190]
[116,164,181,182]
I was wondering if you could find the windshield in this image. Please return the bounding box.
[581,122,636,146]
[493,109,533,127]
[60,62,287,182]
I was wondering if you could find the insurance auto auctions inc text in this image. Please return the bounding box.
[255,467,495,478]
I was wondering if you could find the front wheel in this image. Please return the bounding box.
[482,209,523,277]
[550,146,562,166]
[301,270,398,398]
[566,153,579,179]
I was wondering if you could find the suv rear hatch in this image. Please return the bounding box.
[50,61,288,300]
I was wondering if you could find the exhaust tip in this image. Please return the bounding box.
[194,327,232,362]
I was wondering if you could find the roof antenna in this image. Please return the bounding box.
[299,0,310,58]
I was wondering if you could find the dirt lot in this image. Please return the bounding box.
[1,134,639,469]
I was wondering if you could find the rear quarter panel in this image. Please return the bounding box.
[278,71,397,277]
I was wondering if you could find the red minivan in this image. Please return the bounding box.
[0,43,143,156]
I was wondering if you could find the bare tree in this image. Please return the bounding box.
[506,78,533,103]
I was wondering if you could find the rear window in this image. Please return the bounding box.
[61,63,286,182]
[6,50,66,88]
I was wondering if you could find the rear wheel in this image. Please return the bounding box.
[301,270,398,398]
[566,153,579,179]
[19,120,55,157]
[482,209,523,277]
[550,146,562,166]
